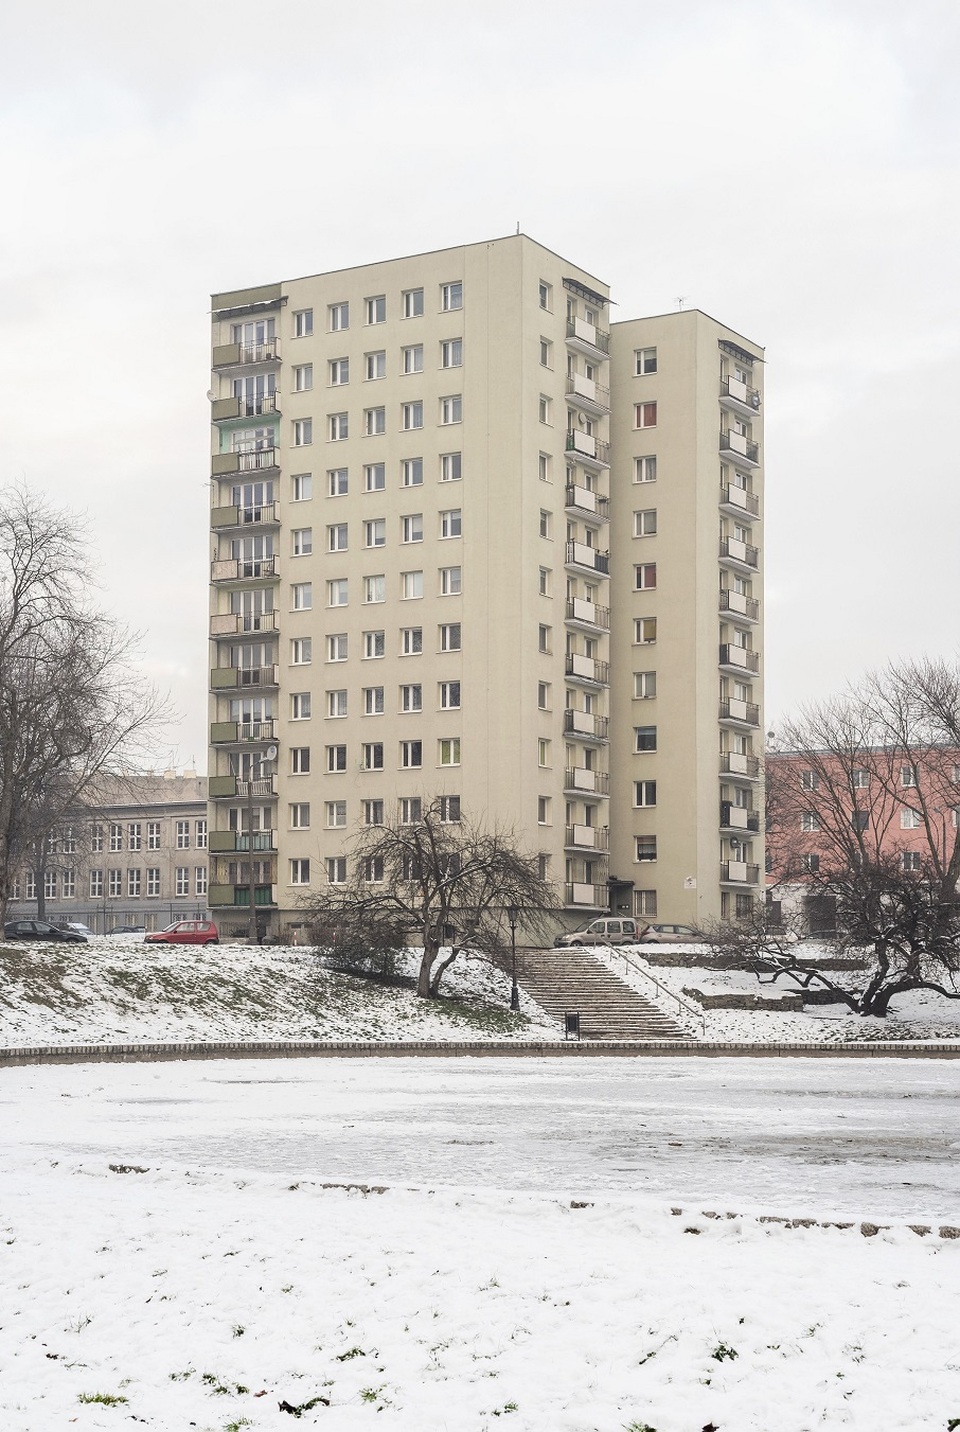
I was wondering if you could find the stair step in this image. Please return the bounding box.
[515,947,692,1041]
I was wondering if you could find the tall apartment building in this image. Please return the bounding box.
[207,235,764,935]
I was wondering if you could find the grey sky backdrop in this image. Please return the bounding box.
[2,0,958,768]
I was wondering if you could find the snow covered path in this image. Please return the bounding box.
[3,1056,960,1430]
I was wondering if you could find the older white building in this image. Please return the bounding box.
[207,235,765,935]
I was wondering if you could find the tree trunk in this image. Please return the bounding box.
[417,937,441,998]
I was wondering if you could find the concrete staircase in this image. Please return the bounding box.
[518,946,693,1041]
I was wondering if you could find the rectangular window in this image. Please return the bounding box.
[402,401,424,430]
[538,395,551,424]
[400,683,422,712]
[439,738,461,766]
[294,309,314,337]
[401,626,422,655]
[362,742,384,770]
[329,413,348,441]
[365,350,386,380]
[363,799,384,825]
[326,744,347,773]
[327,633,348,661]
[901,850,922,872]
[364,462,386,492]
[291,746,311,774]
[538,681,550,710]
[146,868,160,897]
[365,295,386,324]
[293,527,313,556]
[440,395,462,424]
[538,452,551,483]
[439,622,461,652]
[901,764,918,787]
[363,629,385,659]
[325,801,347,828]
[900,809,922,829]
[801,770,818,790]
[634,510,657,537]
[439,565,462,596]
[634,671,657,699]
[291,692,312,720]
[295,363,314,391]
[441,281,463,311]
[127,823,142,851]
[328,358,348,386]
[400,740,423,769]
[110,823,123,852]
[636,836,657,862]
[538,281,552,310]
[363,855,385,883]
[403,288,424,318]
[363,574,386,604]
[852,769,870,789]
[538,738,551,767]
[801,812,820,831]
[538,567,550,596]
[293,418,313,446]
[174,867,189,897]
[440,509,462,539]
[635,455,657,483]
[399,797,422,824]
[538,796,551,825]
[176,820,190,849]
[439,680,461,709]
[538,624,551,653]
[291,857,312,885]
[290,802,311,829]
[327,523,347,553]
[634,563,657,590]
[196,819,207,849]
[635,617,657,644]
[291,636,312,664]
[293,472,313,501]
[147,822,161,850]
[634,780,657,807]
[440,452,462,482]
[635,889,658,918]
[539,509,551,538]
[292,581,313,610]
[327,578,349,607]
[539,337,552,366]
[401,513,424,544]
[326,469,348,501]
[364,518,386,548]
[363,685,385,715]
[438,795,461,824]
[402,344,424,374]
[401,457,423,487]
[90,869,104,897]
[635,347,657,375]
[364,406,386,436]
[635,725,657,752]
[852,810,869,830]
[440,338,463,368]
[635,402,658,428]
[327,689,348,718]
[329,302,349,331]
[195,867,208,897]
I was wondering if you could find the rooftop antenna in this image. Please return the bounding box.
[676,296,687,311]
[516,221,520,234]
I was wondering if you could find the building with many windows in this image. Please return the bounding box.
[207,235,765,934]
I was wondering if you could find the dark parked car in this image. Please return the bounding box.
[107,924,147,935]
[4,919,88,943]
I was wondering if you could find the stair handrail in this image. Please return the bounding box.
[610,948,706,1035]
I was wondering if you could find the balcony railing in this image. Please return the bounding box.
[720,376,761,412]
[565,653,610,685]
[565,431,611,466]
[564,882,609,908]
[720,802,760,832]
[210,665,280,691]
[719,429,760,466]
[212,392,280,423]
[719,537,759,570]
[565,373,610,412]
[719,484,760,518]
[720,752,760,779]
[565,540,610,575]
[563,767,610,796]
[565,318,610,355]
[208,774,277,799]
[564,484,609,521]
[563,709,609,742]
[718,698,760,727]
[210,611,278,638]
[719,590,760,622]
[565,598,611,631]
[210,719,277,745]
[208,829,277,853]
[208,883,277,908]
[720,861,761,886]
[564,825,610,852]
[211,500,281,530]
[719,644,760,674]
[211,556,278,583]
[212,339,280,369]
[212,447,279,477]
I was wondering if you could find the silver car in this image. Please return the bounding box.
[554,917,641,948]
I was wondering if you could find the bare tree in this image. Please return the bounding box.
[0,486,171,926]
[303,801,560,999]
[740,659,960,1017]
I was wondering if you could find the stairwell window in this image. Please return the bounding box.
[635,455,657,483]
[635,347,657,375]
[635,725,657,752]
[634,510,657,537]
[635,889,658,917]
[634,671,657,699]
[634,617,657,644]
[634,780,657,807]
[634,564,657,590]
[636,836,657,862]
[635,402,657,428]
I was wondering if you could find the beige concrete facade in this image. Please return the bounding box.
[207,236,764,933]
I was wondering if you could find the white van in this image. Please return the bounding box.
[553,917,640,948]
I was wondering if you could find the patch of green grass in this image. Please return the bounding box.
[711,1341,738,1362]
[78,1391,128,1406]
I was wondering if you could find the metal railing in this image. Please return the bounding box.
[719,644,760,673]
[719,538,759,568]
[565,653,610,685]
[565,599,611,630]
[719,590,760,621]
[719,484,760,517]
[564,541,610,574]
[609,947,706,1035]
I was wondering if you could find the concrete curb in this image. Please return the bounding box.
[2,1037,960,1068]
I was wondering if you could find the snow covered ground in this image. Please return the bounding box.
[3,1056,960,1430]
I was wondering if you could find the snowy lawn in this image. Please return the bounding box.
[3,1056,960,1430]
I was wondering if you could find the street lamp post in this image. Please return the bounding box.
[506,904,520,1012]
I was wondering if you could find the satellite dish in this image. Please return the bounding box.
[265,744,278,761]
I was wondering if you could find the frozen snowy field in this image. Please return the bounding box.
[3,1055,960,1430]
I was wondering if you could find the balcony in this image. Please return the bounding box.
[212,448,279,478]
[720,802,760,834]
[718,537,759,572]
[565,318,610,359]
[565,373,610,416]
[564,882,609,909]
[210,718,278,746]
[563,767,610,797]
[719,376,761,418]
[718,698,760,729]
[719,429,760,468]
[719,590,760,623]
[210,665,280,691]
[208,883,277,908]
[565,597,610,633]
[565,431,611,470]
[720,752,760,781]
[719,484,760,519]
[564,540,610,577]
[720,861,761,887]
[565,652,610,687]
[212,339,281,370]
[211,500,281,531]
[208,829,277,854]
[564,484,609,522]
[208,774,278,800]
[563,709,609,744]
[210,611,278,639]
[564,825,610,853]
[212,392,280,424]
[211,556,278,584]
[719,644,760,675]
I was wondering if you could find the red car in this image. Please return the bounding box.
[144,920,219,946]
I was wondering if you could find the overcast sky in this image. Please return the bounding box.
[2,0,958,767]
